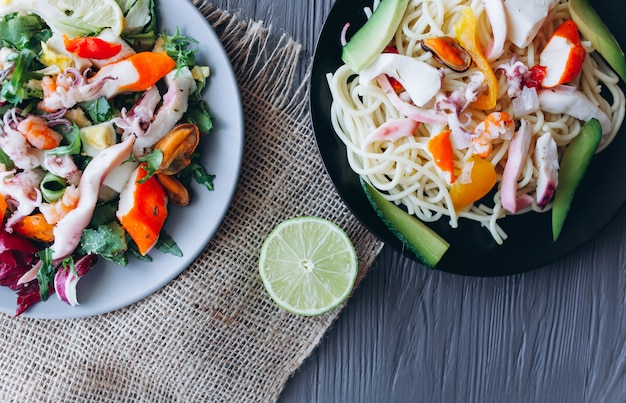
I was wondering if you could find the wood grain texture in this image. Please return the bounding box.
[209,1,626,402]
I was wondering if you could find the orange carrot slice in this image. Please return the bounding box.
[426,129,456,184]
[0,195,7,223]
[14,213,55,243]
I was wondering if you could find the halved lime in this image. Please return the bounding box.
[259,216,358,316]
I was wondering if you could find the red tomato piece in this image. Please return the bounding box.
[64,35,122,59]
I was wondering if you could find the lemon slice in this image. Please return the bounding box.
[259,216,358,316]
[0,0,125,36]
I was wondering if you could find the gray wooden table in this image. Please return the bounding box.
[211,1,626,401]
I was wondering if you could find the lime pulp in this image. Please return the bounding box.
[258,216,358,316]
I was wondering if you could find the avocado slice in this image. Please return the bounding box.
[341,0,410,72]
[552,118,602,241]
[569,0,626,82]
[360,177,450,268]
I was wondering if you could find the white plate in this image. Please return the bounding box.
[0,1,244,318]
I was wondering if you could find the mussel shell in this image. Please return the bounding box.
[421,36,472,72]
[155,123,201,176]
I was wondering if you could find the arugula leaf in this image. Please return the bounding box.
[89,200,119,228]
[45,122,82,156]
[124,230,182,260]
[80,222,128,266]
[0,13,51,51]
[73,154,92,172]
[160,28,199,71]
[155,231,183,257]
[0,103,13,116]
[1,48,42,104]
[104,251,129,266]
[126,240,153,262]
[79,97,116,124]
[179,152,216,191]
[64,257,78,278]
[136,149,163,183]
[0,14,49,104]
[0,147,14,170]
[184,94,213,134]
[36,248,57,301]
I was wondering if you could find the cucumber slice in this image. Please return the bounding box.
[552,118,602,241]
[360,177,450,268]
[341,0,409,72]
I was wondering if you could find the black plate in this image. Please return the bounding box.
[310,0,626,276]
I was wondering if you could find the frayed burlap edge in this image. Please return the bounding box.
[0,3,383,402]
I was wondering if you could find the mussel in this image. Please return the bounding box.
[154,123,201,176]
[420,36,472,72]
[156,173,190,206]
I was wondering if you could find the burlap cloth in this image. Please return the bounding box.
[0,2,383,402]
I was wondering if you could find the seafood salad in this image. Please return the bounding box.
[0,0,215,315]
[329,0,625,248]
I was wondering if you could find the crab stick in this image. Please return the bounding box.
[93,51,177,99]
[540,20,586,88]
[116,164,168,256]
[38,52,176,112]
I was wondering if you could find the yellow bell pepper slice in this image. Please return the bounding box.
[455,7,498,110]
[449,156,497,210]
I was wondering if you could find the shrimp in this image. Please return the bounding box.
[0,109,42,170]
[39,185,80,225]
[16,115,63,150]
[471,111,514,157]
